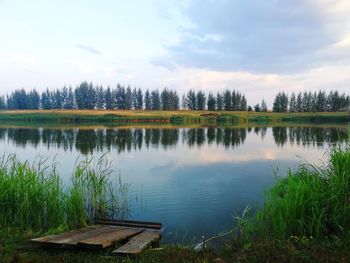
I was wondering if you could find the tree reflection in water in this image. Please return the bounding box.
[0,125,348,155]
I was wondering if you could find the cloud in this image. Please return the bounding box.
[75,44,102,55]
[154,0,350,74]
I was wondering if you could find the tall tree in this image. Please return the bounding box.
[261,99,267,112]
[207,93,216,111]
[216,92,223,111]
[132,87,138,109]
[65,86,75,109]
[161,88,170,110]
[28,89,40,109]
[96,86,105,109]
[185,90,197,110]
[144,89,151,110]
[240,95,248,111]
[223,90,232,111]
[41,89,52,110]
[75,82,89,109]
[0,96,6,110]
[289,93,296,112]
[254,103,261,112]
[115,85,126,109]
[125,86,133,110]
[151,90,161,110]
[273,92,288,112]
[135,88,143,110]
[196,91,206,110]
[104,86,113,110]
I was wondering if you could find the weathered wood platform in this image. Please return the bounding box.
[31,219,163,255]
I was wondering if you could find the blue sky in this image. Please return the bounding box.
[1,0,350,105]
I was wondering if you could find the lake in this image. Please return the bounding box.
[0,123,349,244]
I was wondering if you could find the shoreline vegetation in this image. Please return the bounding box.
[1,147,350,262]
[0,109,349,124]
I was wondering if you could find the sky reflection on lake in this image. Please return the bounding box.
[0,124,348,243]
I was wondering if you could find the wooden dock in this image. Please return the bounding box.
[31,219,163,256]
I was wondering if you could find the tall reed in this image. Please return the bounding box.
[0,154,128,232]
[255,146,350,240]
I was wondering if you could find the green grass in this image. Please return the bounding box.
[0,154,128,233]
[253,146,350,240]
[0,109,348,124]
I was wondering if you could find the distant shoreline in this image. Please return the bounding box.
[0,110,349,124]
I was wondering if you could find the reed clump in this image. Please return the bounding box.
[255,146,350,240]
[0,154,128,233]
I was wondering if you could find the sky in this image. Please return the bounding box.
[0,0,350,106]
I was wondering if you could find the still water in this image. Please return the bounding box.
[0,123,349,243]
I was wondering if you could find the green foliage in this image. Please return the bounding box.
[255,147,350,240]
[151,90,161,110]
[207,93,216,111]
[75,82,97,110]
[196,91,206,110]
[273,91,289,112]
[0,154,128,232]
[144,89,151,110]
[184,90,197,110]
[0,95,7,110]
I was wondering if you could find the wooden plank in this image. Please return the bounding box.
[97,218,162,226]
[31,225,115,248]
[96,219,162,230]
[78,227,144,249]
[31,225,106,244]
[112,230,161,255]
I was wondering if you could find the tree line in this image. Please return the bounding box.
[0,81,349,112]
[272,91,350,112]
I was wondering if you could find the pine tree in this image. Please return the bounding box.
[0,96,6,110]
[207,93,216,111]
[115,85,126,109]
[96,86,105,109]
[132,87,137,109]
[196,91,206,110]
[135,88,143,110]
[66,86,75,109]
[144,89,151,110]
[171,91,180,110]
[151,90,161,110]
[41,89,52,110]
[254,104,261,112]
[240,95,248,111]
[104,87,113,110]
[185,90,197,110]
[296,92,303,112]
[216,93,223,111]
[161,88,170,110]
[273,92,288,112]
[28,89,40,109]
[125,86,133,110]
[223,90,232,111]
[316,91,326,112]
[289,93,296,112]
[75,82,89,109]
[261,99,267,112]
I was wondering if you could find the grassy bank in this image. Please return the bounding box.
[0,109,349,124]
[254,146,350,240]
[221,146,350,262]
[0,154,128,233]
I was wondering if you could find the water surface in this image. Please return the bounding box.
[0,123,348,243]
